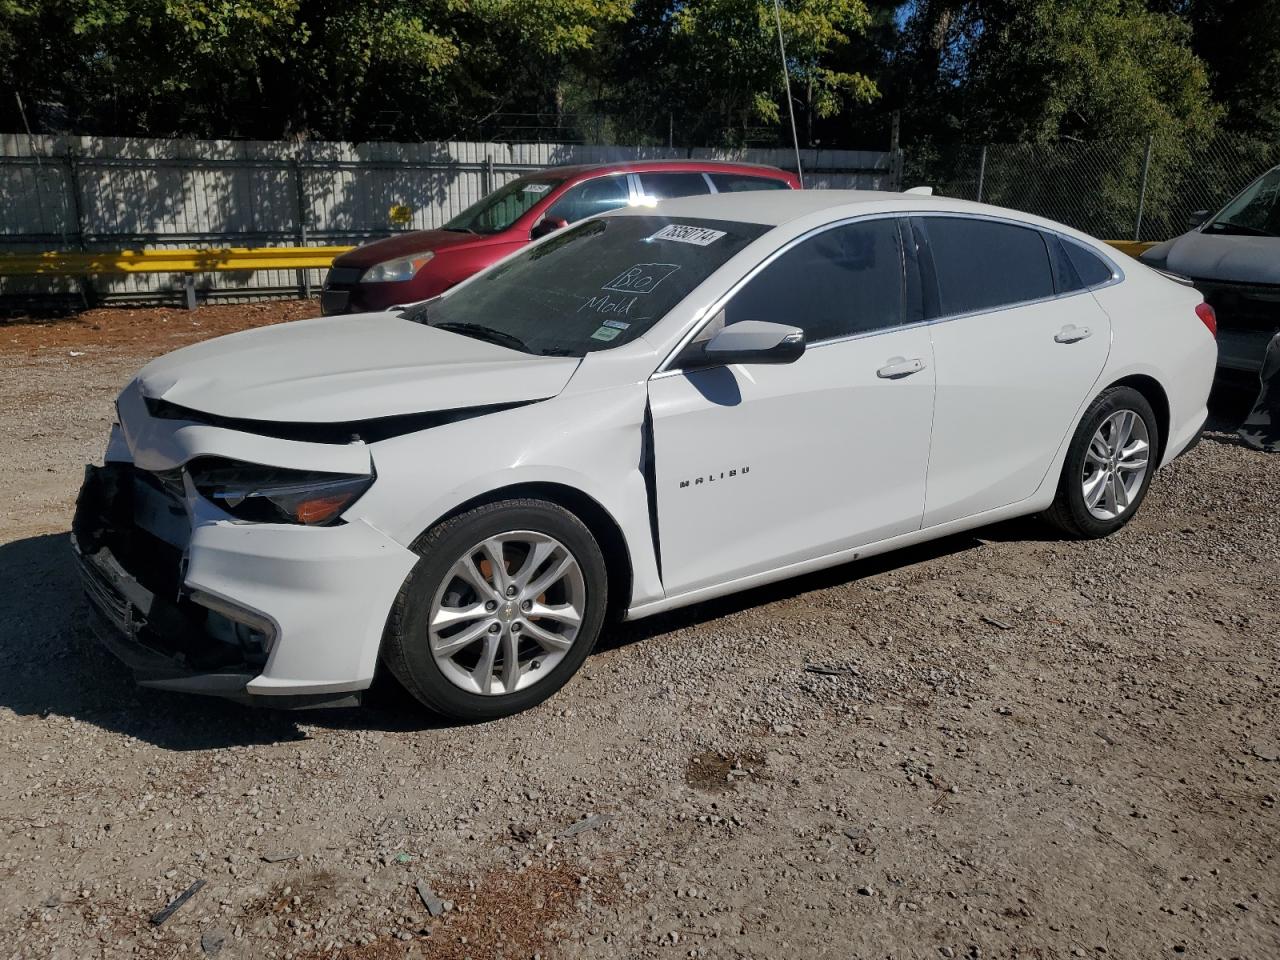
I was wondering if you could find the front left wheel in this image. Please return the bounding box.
[382,499,608,720]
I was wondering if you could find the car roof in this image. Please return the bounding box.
[605,189,1095,237]
[533,159,794,181]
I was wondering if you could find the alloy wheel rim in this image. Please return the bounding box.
[1081,409,1150,521]
[429,531,586,696]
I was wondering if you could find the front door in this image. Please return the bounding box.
[649,217,937,597]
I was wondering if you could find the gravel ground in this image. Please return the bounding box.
[1,304,1277,960]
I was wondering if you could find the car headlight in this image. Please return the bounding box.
[360,252,434,283]
[187,458,374,526]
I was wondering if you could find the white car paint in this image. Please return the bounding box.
[923,286,1114,527]
[649,320,937,594]
[79,190,1216,703]
[138,312,580,422]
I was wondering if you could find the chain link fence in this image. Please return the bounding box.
[904,132,1280,242]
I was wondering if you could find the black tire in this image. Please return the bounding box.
[1045,385,1159,539]
[381,498,608,721]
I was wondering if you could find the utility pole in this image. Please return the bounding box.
[1134,134,1154,242]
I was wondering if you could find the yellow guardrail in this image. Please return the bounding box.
[0,239,1157,279]
[1105,240,1156,258]
[0,245,355,276]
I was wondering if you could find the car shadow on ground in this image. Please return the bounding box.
[598,528,993,652]
[1,526,996,747]
[0,532,453,750]
[1207,374,1257,431]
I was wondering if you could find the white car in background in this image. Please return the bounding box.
[74,191,1217,720]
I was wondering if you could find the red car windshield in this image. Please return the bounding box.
[442,177,564,235]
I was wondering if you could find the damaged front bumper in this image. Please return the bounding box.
[72,461,417,709]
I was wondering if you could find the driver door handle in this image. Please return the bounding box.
[877,356,927,379]
[1055,324,1092,344]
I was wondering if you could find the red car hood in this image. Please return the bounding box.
[334,229,505,268]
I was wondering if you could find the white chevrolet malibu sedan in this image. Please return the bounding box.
[74,191,1217,719]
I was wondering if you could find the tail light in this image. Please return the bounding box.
[1195,302,1217,338]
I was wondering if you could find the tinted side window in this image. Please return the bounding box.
[543,176,630,224]
[725,219,904,342]
[921,217,1055,316]
[1063,239,1116,288]
[709,173,789,192]
[637,172,712,200]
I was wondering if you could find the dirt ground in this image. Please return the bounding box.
[1,302,1277,960]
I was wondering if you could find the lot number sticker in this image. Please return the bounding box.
[648,224,727,246]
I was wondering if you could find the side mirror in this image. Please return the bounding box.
[682,320,805,369]
[531,217,568,240]
[1188,209,1210,230]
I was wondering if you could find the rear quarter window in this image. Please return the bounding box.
[1063,239,1118,288]
[637,172,712,200]
[709,173,790,192]
[920,217,1056,316]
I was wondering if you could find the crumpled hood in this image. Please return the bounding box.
[134,312,580,423]
[1146,230,1280,285]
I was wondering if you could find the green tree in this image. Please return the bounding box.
[961,0,1220,145]
[1152,0,1280,140]
[0,0,630,140]
[671,0,879,144]
[888,0,1220,147]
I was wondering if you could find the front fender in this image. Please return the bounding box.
[350,383,664,609]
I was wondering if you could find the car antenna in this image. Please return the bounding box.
[772,0,805,189]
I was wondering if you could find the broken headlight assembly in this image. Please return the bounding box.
[187,457,374,526]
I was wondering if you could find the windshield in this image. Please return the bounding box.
[442,176,564,235]
[407,215,770,357]
[1205,166,1280,238]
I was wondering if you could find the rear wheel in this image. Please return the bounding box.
[1045,386,1159,539]
[382,499,607,720]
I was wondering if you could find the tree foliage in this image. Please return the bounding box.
[671,0,877,139]
[0,0,1274,148]
[1152,0,1280,140]
[0,0,630,139]
[888,0,1220,147]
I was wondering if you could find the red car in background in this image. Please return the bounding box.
[320,160,800,314]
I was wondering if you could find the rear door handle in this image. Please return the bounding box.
[1055,324,1092,344]
[876,356,927,379]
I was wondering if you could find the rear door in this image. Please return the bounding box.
[915,215,1112,527]
[649,217,936,595]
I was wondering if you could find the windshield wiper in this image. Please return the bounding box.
[430,321,531,353]
[441,226,478,234]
